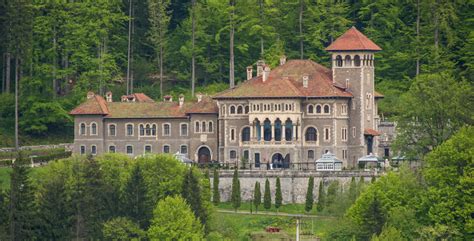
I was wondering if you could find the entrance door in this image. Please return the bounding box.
[198,147,211,164]
[271,153,284,168]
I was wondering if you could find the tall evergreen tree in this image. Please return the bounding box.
[230,169,241,211]
[212,168,220,206]
[181,167,208,232]
[253,181,261,213]
[275,177,282,211]
[326,181,339,206]
[348,176,357,203]
[122,164,147,229]
[0,187,8,240]
[316,180,325,212]
[305,176,314,213]
[263,178,271,210]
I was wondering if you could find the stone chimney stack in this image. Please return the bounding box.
[263,65,271,82]
[87,91,95,99]
[303,75,309,88]
[164,95,173,102]
[280,55,287,65]
[105,91,113,102]
[246,66,253,80]
[179,94,184,107]
[196,93,203,103]
[256,60,265,76]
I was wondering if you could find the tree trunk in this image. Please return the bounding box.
[15,57,19,150]
[53,29,57,97]
[299,0,304,59]
[160,45,163,98]
[433,0,439,50]
[2,53,4,93]
[191,0,196,97]
[5,52,10,93]
[416,0,420,76]
[229,0,235,89]
[259,0,264,56]
[126,0,133,95]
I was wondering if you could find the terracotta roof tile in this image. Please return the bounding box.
[186,96,219,114]
[364,128,381,136]
[70,94,109,115]
[326,27,382,51]
[214,60,352,99]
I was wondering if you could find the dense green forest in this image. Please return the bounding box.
[0,0,473,153]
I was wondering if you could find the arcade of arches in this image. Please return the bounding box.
[241,118,299,142]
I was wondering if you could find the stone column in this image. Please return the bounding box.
[249,123,253,141]
[271,124,275,141]
[282,125,286,141]
[293,125,296,141]
[259,124,263,141]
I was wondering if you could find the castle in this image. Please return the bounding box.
[70,27,391,169]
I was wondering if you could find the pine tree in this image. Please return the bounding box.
[348,176,357,203]
[212,169,220,206]
[230,169,241,211]
[326,181,339,206]
[122,164,147,229]
[371,176,376,183]
[275,177,282,211]
[316,180,325,212]
[305,176,314,213]
[263,178,271,210]
[253,181,261,213]
[0,188,8,240]
[181,168,208,232]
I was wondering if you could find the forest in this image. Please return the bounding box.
[0,0,473,152]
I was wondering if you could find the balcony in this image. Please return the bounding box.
[241,140,301,146]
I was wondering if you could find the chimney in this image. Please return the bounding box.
[179,94,184,107]
[164,95,172,102]
[263,65,271,82]
[246,66,253,80]
[303,75,309,88]
[256,60,265,76]
[196,93,203,103]
[87,91,95,99]
[280,55,287,65]
[105,91,113,102]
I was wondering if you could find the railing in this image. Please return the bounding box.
[192,161,365,171]
[241,140,301,146]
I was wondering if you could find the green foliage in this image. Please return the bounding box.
[212,168,220,205]
[181,167,209,233]
[371,225,406,241]
[148,195,204,240]
[348,176,357,203]
[263,178,271,210]
[316,180,325,212]
[0,187,8,240]
[102,217,144,241]
[274,177,282,210]
[121,163,147,229]
[253,181,261,213]
[305,176,314,213]
[231,169,241,211]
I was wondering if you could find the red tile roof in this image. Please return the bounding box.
[364,128,381,136]
[374,91,384,98]
[186,96,219,114]
[69,94,109,115]
[214,60,352,99]
[326,27,382,52]
[133,93,155,102]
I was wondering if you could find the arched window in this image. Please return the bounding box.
[263,119,271,141]
[140,124,145,136]
[308,105,314,114]
[285,119,293,141]
[91,123,97,135]
[354,55,361,66]
[80,123,86,135]
[201,121,206,132]
[241,127,250,142]
[344,55,352,66]
[208,121,213,133]
[274,119,282,141]
[195,121,200,133]
[335,55,343,67]
[308,150,315,159]
[126,124,134,136]
[181,123,188,136]
[151,124,157,136]
[324,104,330,114]
[305,127,317,142]
[244,105,249,114]
[109,145,116,153]
[109,124,116,136]
[237,105,243,114]
[163,124,171,136]
[255,120,261,141]
[230,105,236,114]
[316,105,322,114]
[145,124,151,136]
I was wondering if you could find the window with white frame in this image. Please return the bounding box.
[208,121,213,133]
[108,124,116,136]
[109,145,116,153]
[230,105,236,114]
[126,124,134,136]
[126,145,133,155]
[163,145,170,153]
[139,123,157,137]
[308,150,315,159]
[324,128,330,141]
[230,128,236,142]
[230,150,237,159]
[80,145,86,154]
[144,145,152,154]
[341,104,348,115]
[308,104,314,114]
[195,121,200,133]
[316,105,322,114]
[342,149,348,160]
[80,123,86,135]
[90,122,97,135]
[139,124,145,136]
[201,121,206,132]
[151,124,157,136]
[180,145,188,154]
[163,123,171,136]
[323,104,330,114]
[180,123,188,136]
[341,127,348,142]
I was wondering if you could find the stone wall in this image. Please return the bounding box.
[212,170,379,204]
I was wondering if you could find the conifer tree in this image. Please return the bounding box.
[263,178,271,210]
[0,188,8,240]
[181,167,208,232]
[326,181,339,206]
[348,176,357,202]
[212,168,220,206]
[275,177,282,211]
[230,169,241,211]
[122,164,147,229]
[253,181,261,213]
[305,176,314,213]
[316,180,325,212]
[371,176,376,183]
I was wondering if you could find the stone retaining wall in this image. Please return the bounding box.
[212,170,380,204]
[0,143,73,153]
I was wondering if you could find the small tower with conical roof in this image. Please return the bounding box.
[326,27,382,164]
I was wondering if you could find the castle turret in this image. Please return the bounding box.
[326,27,382,163]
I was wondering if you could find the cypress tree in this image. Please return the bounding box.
[230,169,241,211]
[263,178,271,210]
[253,181,261,213]
[275,177,282,211]
[316,180,325,212]
[212,169,220,206]
[371,176,376,183]
[122,164,147,229]
[305,176,314,213]
[348,176,357,202]
[181,167,208,233]
[0,188,8,240]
